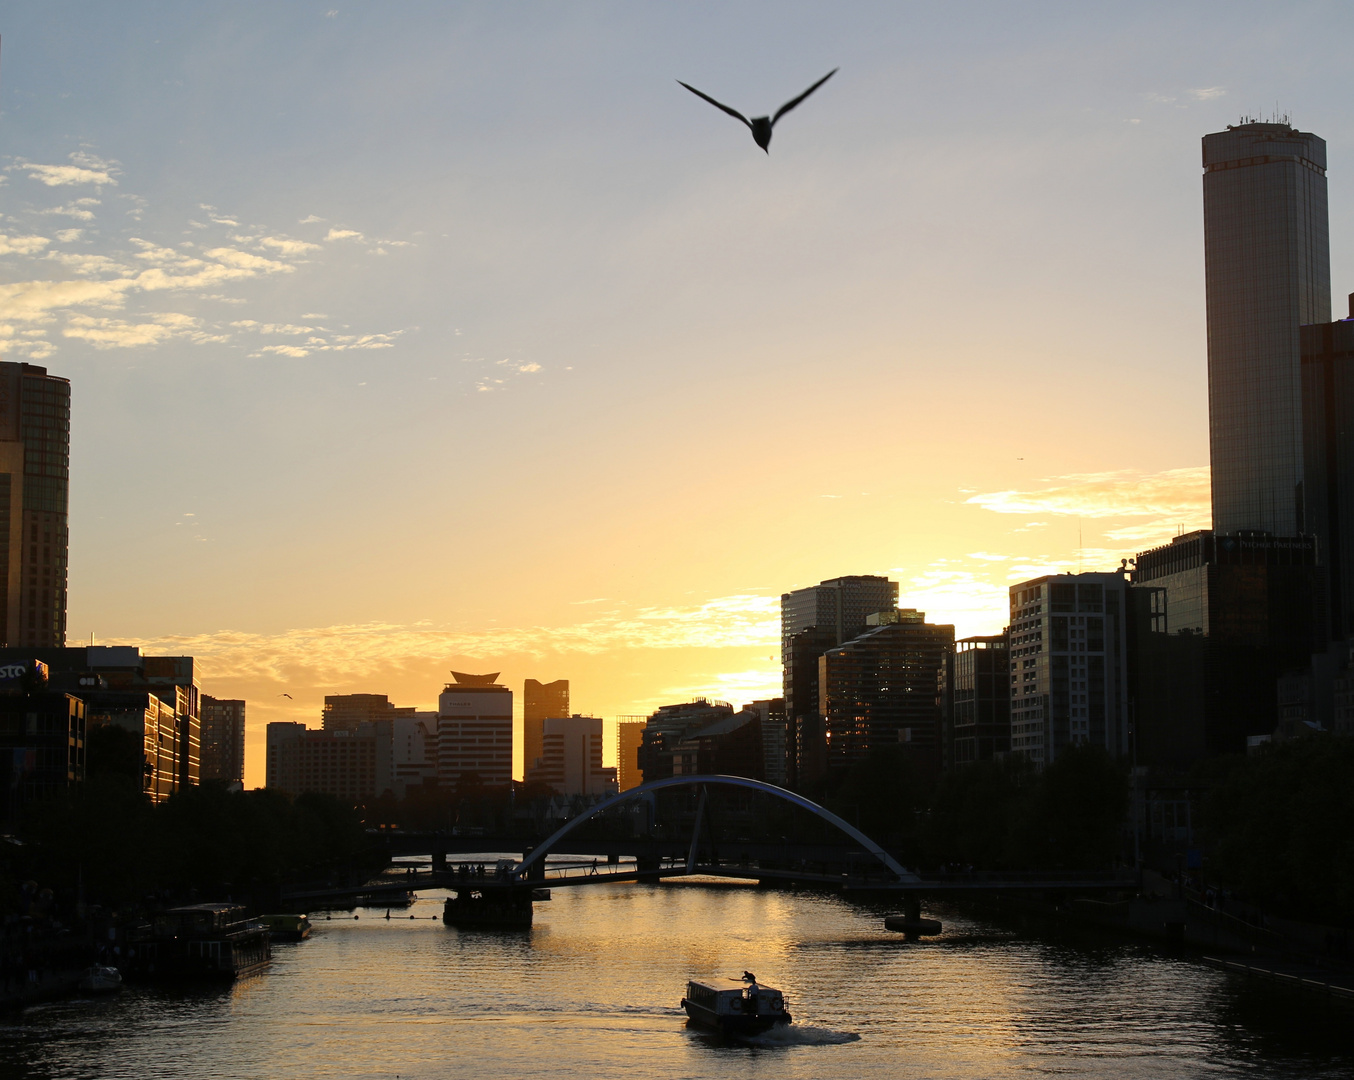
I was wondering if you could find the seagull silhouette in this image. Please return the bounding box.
[677,69,838,152]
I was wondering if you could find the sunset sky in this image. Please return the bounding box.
[3,2,1353,786]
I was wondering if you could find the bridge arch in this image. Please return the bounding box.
[511,774,919,884]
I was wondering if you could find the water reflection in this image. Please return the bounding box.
[2,885,1351,1080]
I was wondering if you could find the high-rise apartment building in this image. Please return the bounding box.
[200,696,246,784]
[1203,122,1330,535]
[1131,531,1326,757]
[1008,574,1130,766]
[265,721,391,802]
[321,693,415,732]
[615,717,645,791]
[0,362,71,648]
[781,575,898,651]
[940,635,1011,767]
[437,671,512,788]
[524,715,615,796]
[523,678,569,779]
[818,609,954,771]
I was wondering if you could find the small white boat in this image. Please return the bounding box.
[681,972,791,1035]
[78,965,123,993]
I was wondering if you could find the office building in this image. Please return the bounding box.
[746,698,788,786]
[637,699,734,783]
[1203,122,1330,535]
[525,715,615,796]
[437,671,512,788]
[1008,574,1130,766]
[1132,531,1326,757]
[391,712,438,797]
[1300,308,1354,639]
[818,609,954,771]
[523,678,569,778]
[669,706,764,780]
[0,659,84,823]
[200,696,246,785]
[265,721,392,802]
[940,635,1011,767]
[781,575,897,789]
[322,693,415,732]
[616,717,645,791]
[0,645,203,792]
[0,362,71,648]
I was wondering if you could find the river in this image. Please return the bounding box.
[2,876,1352,1079]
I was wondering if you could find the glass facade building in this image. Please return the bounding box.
[1203,122,1330,535]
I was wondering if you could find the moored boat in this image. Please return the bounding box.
[77,965,123,994]
[127,904,271,980]
[681,973,791,1035]
[259,913,312,941]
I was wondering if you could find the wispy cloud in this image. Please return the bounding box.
[118,593,782,684]
[1189,86,1227,100]
[0,234,51,256]
[20,151,118,187]
[966,466,1210,526]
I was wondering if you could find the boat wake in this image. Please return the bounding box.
[739,1023,861,1047]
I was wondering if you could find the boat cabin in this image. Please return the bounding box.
[684,978,786,1021]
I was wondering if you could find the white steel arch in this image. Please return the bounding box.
[510,774,919,883]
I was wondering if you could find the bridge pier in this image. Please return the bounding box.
[432,851,447,874]
[636,855,662,883]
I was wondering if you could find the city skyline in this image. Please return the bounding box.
[3,4,1354,786]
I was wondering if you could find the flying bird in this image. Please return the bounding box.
[677,69,838,152]
[279,693,293,699]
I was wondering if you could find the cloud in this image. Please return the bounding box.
[966,466,1210,524]
[115,593,783,685]
[258,345,312,358]
[41,199,101,221]
[0,234,51,256]
[298,215,325,225]
[54,229,84,243]
[1189,87,1227,100]
[62,312,228,349]
[257,236,321,256]
[325,228,363,241]
[21,152,118,187]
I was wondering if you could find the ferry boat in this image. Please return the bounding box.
[681,973,791,1035]
[127,904,271,980]
[77,965,123,994]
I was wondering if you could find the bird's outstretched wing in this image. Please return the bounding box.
[677,81,752,129]
[771,68,838,126]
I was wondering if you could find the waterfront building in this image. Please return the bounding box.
[437,671,512,788]
[669,707,763,779]
[321,693,415,732]
[615,717,645,791]
[781,576,897,789]
[0,362,71,649]
[0,660,83,824]
[523,678,569,779]
[391,712,438,798]
[746,698,788,786]
[818,609,954,772]
[1007,574,1130,766]
[524,715,616,796]
[265,720,392,802]
[940,635,1011,768]
[200,696,246,785]
[0,645,203,791]
[1131,531,1326,758]
[1203,122,1330,536]
[637,699,734,783]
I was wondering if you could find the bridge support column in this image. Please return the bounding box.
[636,855,661,883]
[432,851,447,873]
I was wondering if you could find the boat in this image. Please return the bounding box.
[681,973,791,1035]
[259,913,312,941]
[126,904,271,980]
[77,965,123,993]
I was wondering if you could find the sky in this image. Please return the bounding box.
[3,1,1354,786]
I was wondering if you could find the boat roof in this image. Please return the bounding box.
[689,977,778,992]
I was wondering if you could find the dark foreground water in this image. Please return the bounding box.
[3,878,1353,1079]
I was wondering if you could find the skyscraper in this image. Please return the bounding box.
[523,677,569,778]
[437,671,512,788]
[200,695,246,784]
[1203,121,1330,535]
[0,362,71,648]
